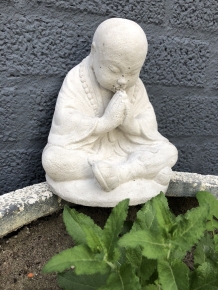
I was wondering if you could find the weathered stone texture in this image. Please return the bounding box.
[141,37,210,87]
[171,0,218,31]
[167,172,218,198]
[0,182,70,238]
[198,143,218,175]
[172,140,218,176]
[213,70,218,89]
[172,142,197,173]
[0,149,45,194]
[155,96,218,137]
[38,0,165,24]
[0,15,93,77]
[0,88,17,142]
[0,78,61,145]
[2,172,218,237]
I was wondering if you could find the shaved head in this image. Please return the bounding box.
[92,18,148,63]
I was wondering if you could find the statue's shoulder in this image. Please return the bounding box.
[133,77,150,105]
[64,57,89,86]
[65,62,81,80]
[137,77,146,90]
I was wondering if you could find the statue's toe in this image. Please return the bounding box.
[92,161,119,192]
[154,166,173,186]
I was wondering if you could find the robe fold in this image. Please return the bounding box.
[47,56,169,162]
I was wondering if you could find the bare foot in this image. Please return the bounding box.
[154,167,172,186]
[92,161,119,192]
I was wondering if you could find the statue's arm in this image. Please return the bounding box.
[52,101,124,138]
[118,104,141,136]
[119,81,160,137]
[52,90,129,136]
[119,99,167,142]
[93,90,127,135]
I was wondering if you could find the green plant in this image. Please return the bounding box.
[43,191,218,290]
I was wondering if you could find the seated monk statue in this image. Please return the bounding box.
[42,18,178,205]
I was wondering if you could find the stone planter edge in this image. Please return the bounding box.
[1,171,218,238]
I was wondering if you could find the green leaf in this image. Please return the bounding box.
[151,192,176,232]
[139,257,157,284]
[132,200,159,232]
[126,247,157,283]
[196,191,218,219]
[102,199,129,260]
[158,260,189,290]
[215,235,218,252]
[57,270,108,290]
[132,193,175,234]
[120,221,133,236]
[63,206,86,244]
[120,194,182,260]
[206,219,218,231]
[142,285,161,290]
[126,246,142,269]
[126,246,157,285]
[120,197,209,261]
[194,232,218,265]
[99,264,141,290]
[119,230,169,259]
[190,262,218,290]
[196,191,218,232]
[42,245,109,275]
[170,205,209,259]
[83,227,104,253]
[63,206,104,251]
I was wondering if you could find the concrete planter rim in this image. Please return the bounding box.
[1,171,218,238]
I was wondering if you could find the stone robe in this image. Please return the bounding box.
[46,56,169,164]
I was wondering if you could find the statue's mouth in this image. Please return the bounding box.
[113,85,126,92]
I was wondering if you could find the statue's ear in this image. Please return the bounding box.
[90,42,96,68]
[91,42,96,54]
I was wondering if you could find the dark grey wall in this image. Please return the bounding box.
[1,0,218,194]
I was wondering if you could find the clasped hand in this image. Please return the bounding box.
[103,90,133,128]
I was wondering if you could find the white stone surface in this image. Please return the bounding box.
[1,171,218,237]
[42,18,178,206]
[46,175,168,207]
[0,182,68,238]
[167,171,218,198]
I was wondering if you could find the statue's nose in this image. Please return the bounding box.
[117,76,127,86]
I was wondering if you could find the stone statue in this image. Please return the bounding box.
[42,18,178,207]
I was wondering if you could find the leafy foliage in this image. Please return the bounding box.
[189,262,218,290]
[196,191,218,233]
[157,261,189,290]
[58,271,108,290]
[43,192,218,290]
[99,264,141,290]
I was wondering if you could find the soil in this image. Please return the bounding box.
[0,197,198,290]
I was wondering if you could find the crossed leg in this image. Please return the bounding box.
[42,145,93,182]
[42,142,178,192]
[92,142,178,191]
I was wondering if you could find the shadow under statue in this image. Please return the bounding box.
[42,18,178,207]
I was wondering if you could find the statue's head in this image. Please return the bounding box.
[90,18,148,92]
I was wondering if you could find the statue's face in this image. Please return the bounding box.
[92,48,144,92]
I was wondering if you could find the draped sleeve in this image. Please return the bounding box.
[47,63,98,147]
[122,78,168,145]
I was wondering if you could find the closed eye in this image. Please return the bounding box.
[108,65,120,73]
